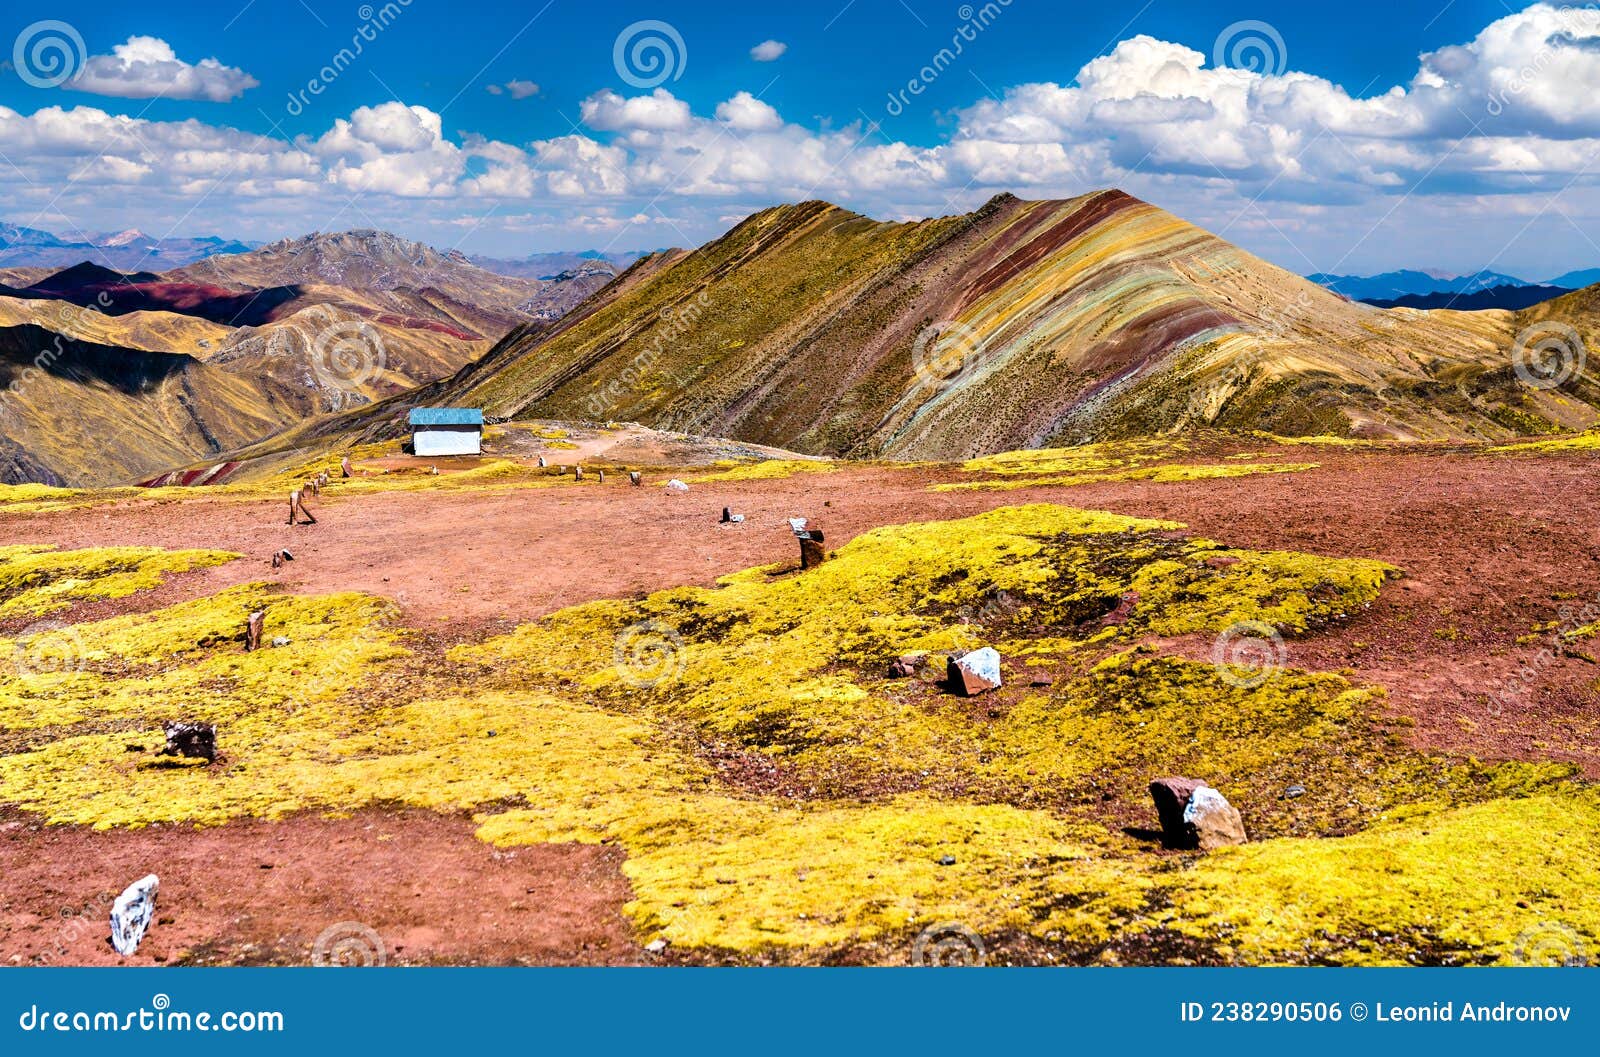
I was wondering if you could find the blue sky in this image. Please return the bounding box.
[1,0,1598,277]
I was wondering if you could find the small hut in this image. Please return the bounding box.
[409,408,483,457]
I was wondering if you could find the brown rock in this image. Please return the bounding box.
[799,536,827,570]
[1148,777,1209,848]
[886,655,920,678]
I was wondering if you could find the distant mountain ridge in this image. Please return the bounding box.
[0,221,259,271]
[0,229,623,485]
[1309,266,1592,308]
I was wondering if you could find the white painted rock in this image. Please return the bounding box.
[665,479,689,492]
[110,874,159,956]
[949,646,1003,696]
[1183,787,1248,850]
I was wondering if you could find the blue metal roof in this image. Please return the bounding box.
[409,407,484,427]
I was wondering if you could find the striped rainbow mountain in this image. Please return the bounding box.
[347,190,1600,457]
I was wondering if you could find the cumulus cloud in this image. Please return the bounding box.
[66,36,257,102]
[750,40,788,62]
[5,4,1600,272]
[715,92,784,132]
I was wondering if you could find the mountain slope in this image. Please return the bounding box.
[0,324,300,485]
[392,191,1598,457]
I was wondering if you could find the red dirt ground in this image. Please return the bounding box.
[0,809,634,966]
[2,441,1598,963]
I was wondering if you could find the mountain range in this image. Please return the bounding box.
[0,222,258,272]
[1308,267,1600,307]
[9,193,1600,488]
[226,190,1600,469]
[0,231,608,485]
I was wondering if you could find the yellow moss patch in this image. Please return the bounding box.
[930,462,1317,492]
[1489,431,1600,455]
[1167,791,1600,965]
[0,545,238,619]
[0,583,403,736]
[687,459,837,483]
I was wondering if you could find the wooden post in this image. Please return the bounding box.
[245,610,265,652]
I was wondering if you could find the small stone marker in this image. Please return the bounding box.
[720,507,745,524]
[575,466,584,481]
[340,456,352,478]
[538,455,547,468]
[597,470,605,484]
[161,721,217,762]
[245,610,265,652]
[629,471,642,487]
[666,479,689,492]
[947,647,1002,696]
[109,874,159,957]
[790,518,827,568]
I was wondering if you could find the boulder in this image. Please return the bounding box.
[109,874,159,956]
[947,647,1002,696]
[1184,787,1248,850]
[1148,778,1248,850]
[666,479,689,492]
[161,721,216,762]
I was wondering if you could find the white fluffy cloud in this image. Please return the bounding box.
[67,36,257,103]
[750,40,788,62]
[5,4,1600,272]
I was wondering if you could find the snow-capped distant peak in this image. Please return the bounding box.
[101,229,150,248]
